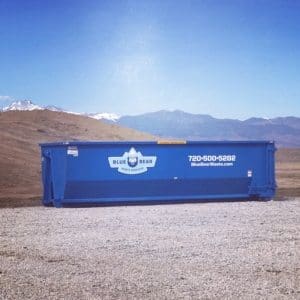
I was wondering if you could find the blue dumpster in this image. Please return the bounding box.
[40,141,276,207]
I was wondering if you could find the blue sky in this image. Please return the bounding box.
[0,0,299,118]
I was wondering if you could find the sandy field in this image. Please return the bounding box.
[1,199,299,299]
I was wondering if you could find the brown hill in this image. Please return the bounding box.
[276,148,300,197]
[0,110,155,202]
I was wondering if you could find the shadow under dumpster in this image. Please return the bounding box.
[2,196,294,209]
[55,197,271,208]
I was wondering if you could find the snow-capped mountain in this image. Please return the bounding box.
[2,100,43,111]
[1,100,120,122]
[85,112,120,122]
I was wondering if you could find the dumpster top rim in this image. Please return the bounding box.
[39,140,275,147]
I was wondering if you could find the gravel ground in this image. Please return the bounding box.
[0,199,299,299]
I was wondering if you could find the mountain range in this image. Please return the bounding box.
[1,100,120,122]
[118,110,300,148]
[2,100,300,147]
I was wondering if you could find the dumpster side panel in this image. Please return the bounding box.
[40,141,276,206]
[41,146,67,207]
[41,149,53,206]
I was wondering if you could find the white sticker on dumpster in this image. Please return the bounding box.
[67,146,78,157]
[108,147,157,174]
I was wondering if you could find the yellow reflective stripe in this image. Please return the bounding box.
[157,140,187,144]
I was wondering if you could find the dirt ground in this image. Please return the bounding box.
[1,199,299,299]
